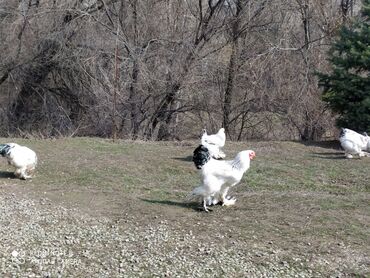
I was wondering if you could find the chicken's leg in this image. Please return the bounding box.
[220,185,237,206]
[203,198,212,212]
[19,167,31,180]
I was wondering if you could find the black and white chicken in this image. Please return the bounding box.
[201,128,226,159]
[0,143,38,179]
[190,145,255,212]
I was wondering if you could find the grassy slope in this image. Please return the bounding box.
[0,138,369,276]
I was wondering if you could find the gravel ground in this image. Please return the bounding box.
[0,190,324,278]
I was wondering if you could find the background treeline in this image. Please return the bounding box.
[0,0,360,140]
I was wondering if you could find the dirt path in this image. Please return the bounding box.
[1,182,369,277]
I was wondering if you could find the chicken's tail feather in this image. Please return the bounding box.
[0,144,7,152]
[192,145,210,169]
[340,128,346,138]
[186,186,206,201]
[0,144,11,157]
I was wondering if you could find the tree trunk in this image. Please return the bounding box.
[223,38,238,139]
[223,0,242,139]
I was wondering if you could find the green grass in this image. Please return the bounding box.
[0,138,369,276]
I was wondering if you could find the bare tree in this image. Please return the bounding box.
[0,0,363,140]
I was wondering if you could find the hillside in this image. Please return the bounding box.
[0,138,369,277]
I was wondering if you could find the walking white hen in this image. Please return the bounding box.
[190,145,255,212]
[339,128,370,158]
[0,143,38,179]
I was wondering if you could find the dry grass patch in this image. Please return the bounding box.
[0,138,369,276]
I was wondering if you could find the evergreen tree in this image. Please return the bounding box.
[318,0,370,132]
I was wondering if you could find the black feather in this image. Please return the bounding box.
[192,145,210,169]
[0,144,12,157]
[339,128,346,138]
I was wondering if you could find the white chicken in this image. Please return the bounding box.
[339,128,370,158]
[201,128,226,159]
[190,145,255,212]
[0,143,38,179]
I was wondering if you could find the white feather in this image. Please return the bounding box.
[201,128,226,159]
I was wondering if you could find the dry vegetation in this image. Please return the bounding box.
[0,138,369,276]
[0,0,362,140]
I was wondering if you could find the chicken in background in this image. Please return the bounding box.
[201,128,226,159]
[0,143,38,179]
[190,145,255,212]
[339,128,370,158]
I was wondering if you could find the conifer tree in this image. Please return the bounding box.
[318,0,370,132]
